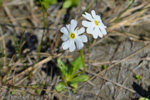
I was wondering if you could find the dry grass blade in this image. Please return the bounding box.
[111,0,149,22]
[7,54,61,84]
[0,26,6,66]
[109,2,150,30]
[4,6,19,33]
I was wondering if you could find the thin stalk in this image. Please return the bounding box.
[28,0,46,81]
[114,0,135,22]
[36,0,46,63]
[13,32,25,68]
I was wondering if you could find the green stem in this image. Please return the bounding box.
[80,48,86,73]
[71,48,86,77]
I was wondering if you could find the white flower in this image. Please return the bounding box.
[82,10,107,39]
[60,19,88,52]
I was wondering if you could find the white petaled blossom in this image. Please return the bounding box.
[82,10,107,39]
[60,19,88,52]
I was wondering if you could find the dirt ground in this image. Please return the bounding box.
[0,0,150,100]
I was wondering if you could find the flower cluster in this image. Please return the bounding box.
[60,10,107,52]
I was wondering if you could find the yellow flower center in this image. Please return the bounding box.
[69,32,76,39]
[94,20,99,26]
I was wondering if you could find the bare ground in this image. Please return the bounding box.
[0,0,150,100]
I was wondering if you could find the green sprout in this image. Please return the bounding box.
[41,81,46,86]
[136,75,142,80]
[21,92,25,95]
[35,89,41,94]
[102,64,107,69]
[11,90,16,95]
[56,56,89,92]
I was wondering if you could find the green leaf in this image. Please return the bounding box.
[68,56,82,75]
[57,59,68,77]
[56,82,66,92]
[63,0,80,8]
[41,1,49,9]
[70,83,78,89]
[40,0,57,9]
[49,0,57,4]
[63,1,72,8]
[69,75,89,83]
[72,89,76,93]
[72,0,80,6]
[139,97,150,100]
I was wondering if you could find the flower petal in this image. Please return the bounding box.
[95,15,102,22]
[78,35,88,43]
[86,26,94,34]
[62,39,71,50]
[95,27,103,38]
[70,19,77,32]
[75,38,84,50]
[69,40,76,52]
[92,28,99,39]
[99,21,107,28]
[77,27,85,35]
[66,24,71,33]
[100,27,107,35]
[60,27,69,35]
[82,12,93,21]
[61,34,68,41]
[82,21,93,28]
[91,10,97,19]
